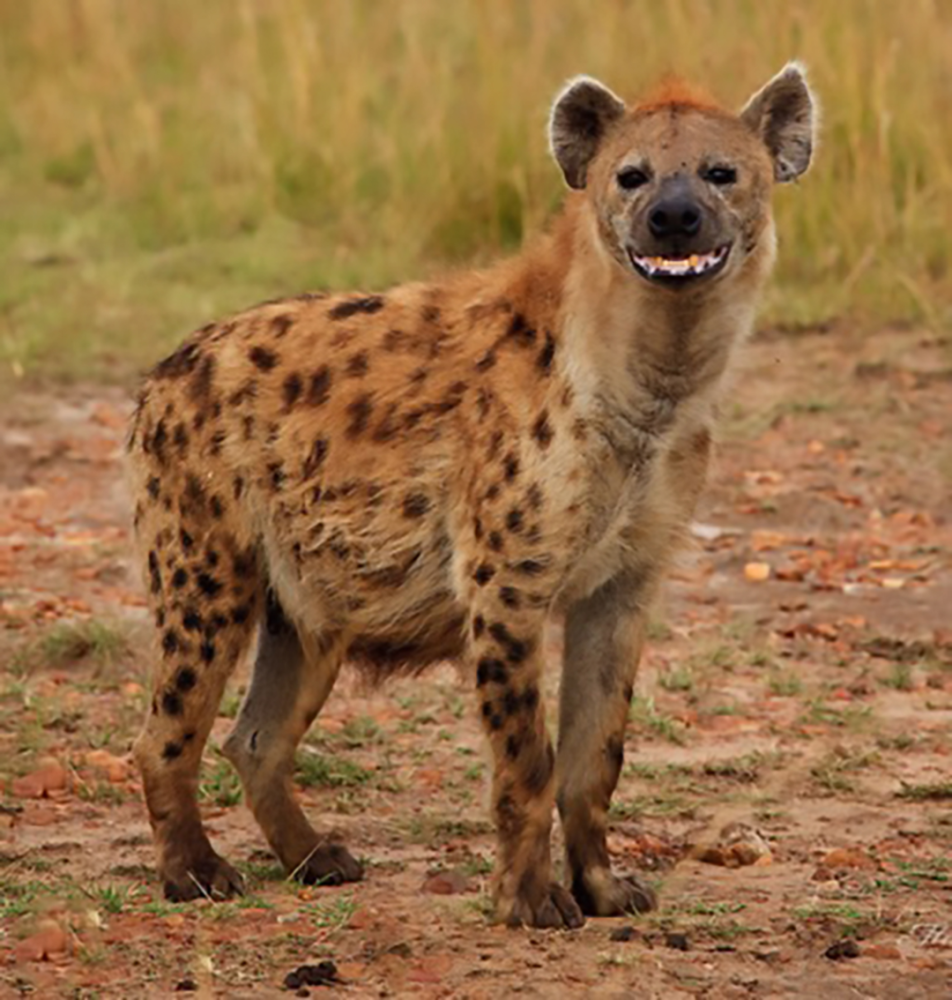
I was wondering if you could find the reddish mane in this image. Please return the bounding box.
[634,75,723,114]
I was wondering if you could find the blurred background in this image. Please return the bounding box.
[1,0,950,384]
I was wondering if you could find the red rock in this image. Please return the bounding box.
[13,920,70,962]
[12,762,69,799]
[422,870,470,895]
[822,848,876,871]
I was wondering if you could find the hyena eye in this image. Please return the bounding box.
[616,167,650,191]
[703,165,737,186]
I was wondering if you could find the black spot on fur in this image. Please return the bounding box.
[268,462,285,491]
[503,689,520,716]
[402,492,430,518]
[188,354,215,403]
[148,550,162,594]
[176,667,197,691]
[532,410,554,449]
[151,419,169,465]
[171,568,188,589]
[487,430,504,460]
[486,484,500,501]
[153,341,200,380]
[505,734,522,759]
[475,351,496,372]
[346,351,370,377]
[503,454,519,481]
[271,314,294,338]
[488,531,504,552]
[499,585,521,609]
[162,741,183,761]
[514,558,545,576]
[473,563,496,586]
[209,429,225,456]
[526,484,544,510]
[249,345,278,371]
[489,713,503,731]
[182,608,203,632]
[282,372,303,410]
[473,614,485,639]
[346,395,373,438]
[488,621,532,664]
[172,423,189,454]
[200,640,215,663]
[210,495,224,519]
[162,629,180,655]
[162,691,182,716]
[229,603,250,625]
[233,550,256,579]
[233,476,245,500]
[196,573,222,598]
[505,312,536,347]
[522,686,539,711]
[506,509,524,533]
[180,529,194,552]
[477,657,508,686]
[328,295,385,320]
[303,437,328,479]
[537,331,556,373]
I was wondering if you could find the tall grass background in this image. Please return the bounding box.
[1,0,950,381]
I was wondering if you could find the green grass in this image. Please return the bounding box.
[11,619,130,676]
[0,1,949,385]
[294,750,373,789]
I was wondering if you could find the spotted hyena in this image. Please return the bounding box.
[128,64,815,928]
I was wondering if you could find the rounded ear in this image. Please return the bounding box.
[740,62,817,183]
[549,76,626,190]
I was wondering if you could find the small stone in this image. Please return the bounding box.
[665,932,690,951]
[421,869,470,895]
[610,926,639,942]
[174,980,198,992]
[861,942,902,961]
[821,847,876,871]
[825,939,860,961]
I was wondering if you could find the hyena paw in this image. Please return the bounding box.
[290,842,364,886]
[572,868,658,917]
[162,852,245,902]
[502,881,585,930]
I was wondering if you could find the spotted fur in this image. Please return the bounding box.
[129,64,814,926]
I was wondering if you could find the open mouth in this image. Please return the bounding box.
[628,244,731,285]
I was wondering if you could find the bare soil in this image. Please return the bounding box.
[1,323,951,998]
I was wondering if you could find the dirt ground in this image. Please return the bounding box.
[1,323,950,999]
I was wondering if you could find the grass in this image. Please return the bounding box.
[0,1,949,385]
[11,619,130,676]
[294,749,373,789]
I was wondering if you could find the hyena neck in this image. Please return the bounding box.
[549,200,768,433]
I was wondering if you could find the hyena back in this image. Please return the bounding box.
[128,64,815,928]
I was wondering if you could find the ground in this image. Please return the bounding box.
[1,322,950,998]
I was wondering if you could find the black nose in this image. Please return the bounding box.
[648,195,702,240]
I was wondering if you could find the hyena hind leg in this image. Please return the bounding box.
[222,593,363,886]
[134,531,261,902]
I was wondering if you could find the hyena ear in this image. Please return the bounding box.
[549,76,626,190]
[740,62,816,183]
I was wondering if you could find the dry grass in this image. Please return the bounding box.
[0,0,950,381]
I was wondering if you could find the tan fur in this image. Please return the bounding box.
[128,65,814,926]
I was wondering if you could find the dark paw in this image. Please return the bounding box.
[503,882,585,930]
[290,842,364,886]
[163,853,245,902]
[572,869,658,917]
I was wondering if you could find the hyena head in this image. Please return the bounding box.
[549,63,816,291]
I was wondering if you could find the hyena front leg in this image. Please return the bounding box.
[468,568,583,930]
[557,569,660,917]
[222,593,362,886]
